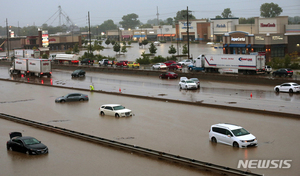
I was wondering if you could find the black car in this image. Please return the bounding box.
[55,93,89,102]
[81,58,94,65]
[71,69,85,77]
[7,132,48,155]
[272,68,293,77]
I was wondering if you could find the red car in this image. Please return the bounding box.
[168,63,182,70]
[116,60,128,67]
[164,60,176,66]
[159,72,178,79]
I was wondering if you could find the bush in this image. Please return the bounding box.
[136,56,150,64]
[151,55,166,63]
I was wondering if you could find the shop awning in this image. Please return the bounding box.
[157,34,176,37]
[224,44,228,47]
[246,44,251,48]
[133,35,145,38]
[229,44,246,47]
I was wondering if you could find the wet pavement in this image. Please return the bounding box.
[0,81,299,176]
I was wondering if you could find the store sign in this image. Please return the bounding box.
[42,30,49,47]
[258,19,277,33]
[231,37,245,42]
[260,23,276,27]
[181,22,193,29]
[255,36,264,41]
[272,36,283,40]
[216,24,226,28]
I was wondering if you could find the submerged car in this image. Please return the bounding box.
[99,104,132,117]
[274,82,300,93]
[55,93,89,103]
[179,79,198,89]
[71,69,86,77]
[152,63,167,69]
[209,123,257,148]
[7,132,48,155]
[190,78,200,88]
[159,72,178,79]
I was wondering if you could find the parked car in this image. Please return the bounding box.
[164,60,176,66]
[99,104,132,117]
[0,56,8,61]
[178,59,193,66]
[190,78,200,88]
[116,60,128,67]
[159,72,178,79]
[168,63,182,71]
[265,65,272,74]
[99,59,114,66]
[274,82,300,93]
[209,123,257,148]
[80,58,94,65]
[127,61,140,68]
[152,63,167,69]
[272,68,293,77]
[55,93,89,103]
[179,77,188,81]
[7,132,48,155]
[153,41,161,46]
[179,79,198,90]
[71,69,85,77]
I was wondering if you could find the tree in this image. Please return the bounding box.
[168,45,176,55]
[260,3,282,18]
[73,43,79,53]
[121,46,127,54]
[140,24,153,28]
[239,17,255,24]
[166,18,174,25]
[215,15,222,19]
[221,8,233,18]
[123,41,126,46]
[182,44,188,55]
[113,43,120,54]
[142,40,149,46]
[174,10,196,23]
[105,39,111,46]
[111,40,116,45]
[119,13,140,29]
[149,43,157,54]
[99,20,117,32]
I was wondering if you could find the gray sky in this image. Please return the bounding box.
[2,0,300,27]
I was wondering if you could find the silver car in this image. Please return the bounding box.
[55,93,89,103]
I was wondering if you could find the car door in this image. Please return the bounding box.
[67,94,79,101]
[281,83,291,92]
[223,130,234,145]
[104,106,114,116]
[11,139,24,152]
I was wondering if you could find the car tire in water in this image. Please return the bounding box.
[26,150,31,155]
[289,89,293,93]
[211,137,217,143]
[100,111,105,116]
[79,99,84,101]
[60,100,66,103]
[233,142,239,148]
[115,113,120,118]
[275,88,279,92]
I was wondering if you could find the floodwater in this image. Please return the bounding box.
[0,81,299,176]
[0,65,299,115]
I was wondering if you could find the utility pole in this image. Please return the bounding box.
[156,6,159,26]
[187,6,190,59]
[88,11,92,55]
[6,18,9,58]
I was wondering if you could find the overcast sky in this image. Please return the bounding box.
[2,0,300,27]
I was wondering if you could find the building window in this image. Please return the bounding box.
[271,47,285,57]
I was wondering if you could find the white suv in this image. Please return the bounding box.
[209,123,257,148]
[99,104,132,117]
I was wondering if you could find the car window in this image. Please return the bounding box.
[292,83,299,86]
[212,127,226,135]
[12,139,23,145]
[225,130,233,136]
[231,128,250,136]
[104,106,113,110]
[113,106,125,110]
[24,138,40,145]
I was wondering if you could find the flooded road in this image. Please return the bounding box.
[1,65,299,115]
[0,81,299,176]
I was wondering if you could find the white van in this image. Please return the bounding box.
[209,123,257,148]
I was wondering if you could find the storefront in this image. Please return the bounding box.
[210,18,239,43]
[223,31,253,54]
[177,20,206,41]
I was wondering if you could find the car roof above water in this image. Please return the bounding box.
[212,123,242,130]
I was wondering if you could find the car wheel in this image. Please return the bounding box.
[289,89,293,93]
[7,145,11,150]
[26,150,31,155]
[60,100,66,103]
[275,88,279,93]
[115,113,120,118]
[159,76,162,79]
[100,111,105,116]
[211,137,217,143]
[179,85,182,89]
[168,77,170,80]
[79,99,84,101]
[233,142,239,148]
[189,67,193,71]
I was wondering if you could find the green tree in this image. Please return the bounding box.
[284,54,291,68]
[121,46,127,54]
[111,40,116,45]
[221,8,233,18]
[105,39,111,46]
[142,40,149,46]
[41,53,48,59]
[174,10,196,23]
[113,42,120,54]
[99,20,117,32]
[119,13,140,29]
[215,15,222,19]
[260,3,282,18]
[139,24,153,28]
[149,43,157,54]
[128,41,132,45]
[239,17,255,24]
[168,45,176,55]
[73,43,79,53]
[166,18,174,25]
[123,41,126,46]
[182,44,188,55]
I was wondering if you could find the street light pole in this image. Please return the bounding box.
[187,6,190,59]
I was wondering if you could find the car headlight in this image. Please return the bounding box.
[240,140,246,143]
